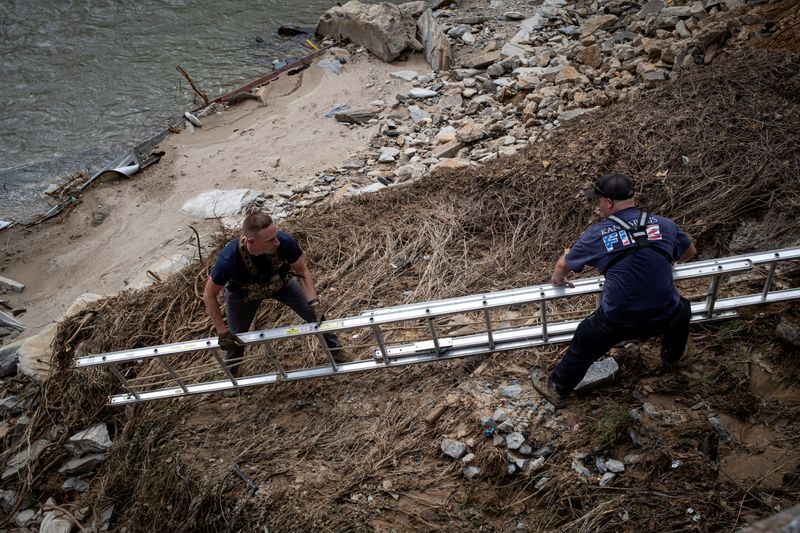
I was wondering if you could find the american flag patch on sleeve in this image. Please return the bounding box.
[646,225,662,240]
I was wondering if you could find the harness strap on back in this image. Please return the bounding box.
[601,211,674,274]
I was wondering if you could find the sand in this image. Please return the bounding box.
[0,50,430,338]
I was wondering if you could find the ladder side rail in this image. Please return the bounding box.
[358,252,787,317]
[75,257,759,369]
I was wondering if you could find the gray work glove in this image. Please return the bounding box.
[218,330,243,351]
[308,298,324,325]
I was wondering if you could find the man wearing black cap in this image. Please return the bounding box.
[531,173,696,406]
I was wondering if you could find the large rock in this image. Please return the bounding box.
[574,357,618,391]
[417,9,452,71]
[316,1,416,63]
[182,189,261,220]
[17,293,103,381]
[67,423,112,455]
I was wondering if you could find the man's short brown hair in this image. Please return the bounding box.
[243,212,274,237]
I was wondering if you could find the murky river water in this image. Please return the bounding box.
[0,0,387,222]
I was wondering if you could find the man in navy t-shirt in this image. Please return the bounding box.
[531,173,696,406]
[203,212,342,377]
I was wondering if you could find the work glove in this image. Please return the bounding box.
[308,298,324,325]
[218,330,243,351]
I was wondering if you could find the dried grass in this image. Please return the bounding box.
[4,49,800,531]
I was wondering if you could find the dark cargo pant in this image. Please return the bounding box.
[550,297,692,394]
[224,278,341,376]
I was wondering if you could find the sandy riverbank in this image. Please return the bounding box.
[0,49,429,337]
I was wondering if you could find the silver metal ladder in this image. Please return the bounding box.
[74,247,800,406]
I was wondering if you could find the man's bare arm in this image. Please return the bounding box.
[203,278,228,334]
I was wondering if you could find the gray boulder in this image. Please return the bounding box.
[67,423,112,455]
[317,1,417,63]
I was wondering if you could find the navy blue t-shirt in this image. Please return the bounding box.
[210,231,302,292]
[565,207,692,324]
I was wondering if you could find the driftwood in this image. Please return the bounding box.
[176,65,210,106]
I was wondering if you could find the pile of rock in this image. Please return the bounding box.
[1,419,114,531]
[307,0,771,198]
[484,408,554,477]
[571,451,630,486]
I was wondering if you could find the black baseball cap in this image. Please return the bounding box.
[585,173,635,200]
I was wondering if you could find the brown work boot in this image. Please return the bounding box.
[530,368,567,408]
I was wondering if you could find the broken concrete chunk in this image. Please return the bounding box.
[182,189,261,220]
[574,357,619,391]
[441,438,467,459]
[316,1,416,63]
[67,423,112,455]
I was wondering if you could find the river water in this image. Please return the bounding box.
[0,0,388,223]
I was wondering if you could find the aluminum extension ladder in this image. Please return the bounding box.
[75,247,800,406]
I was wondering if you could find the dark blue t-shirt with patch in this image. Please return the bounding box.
[210,231,302,293]
[565,207,692,324]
